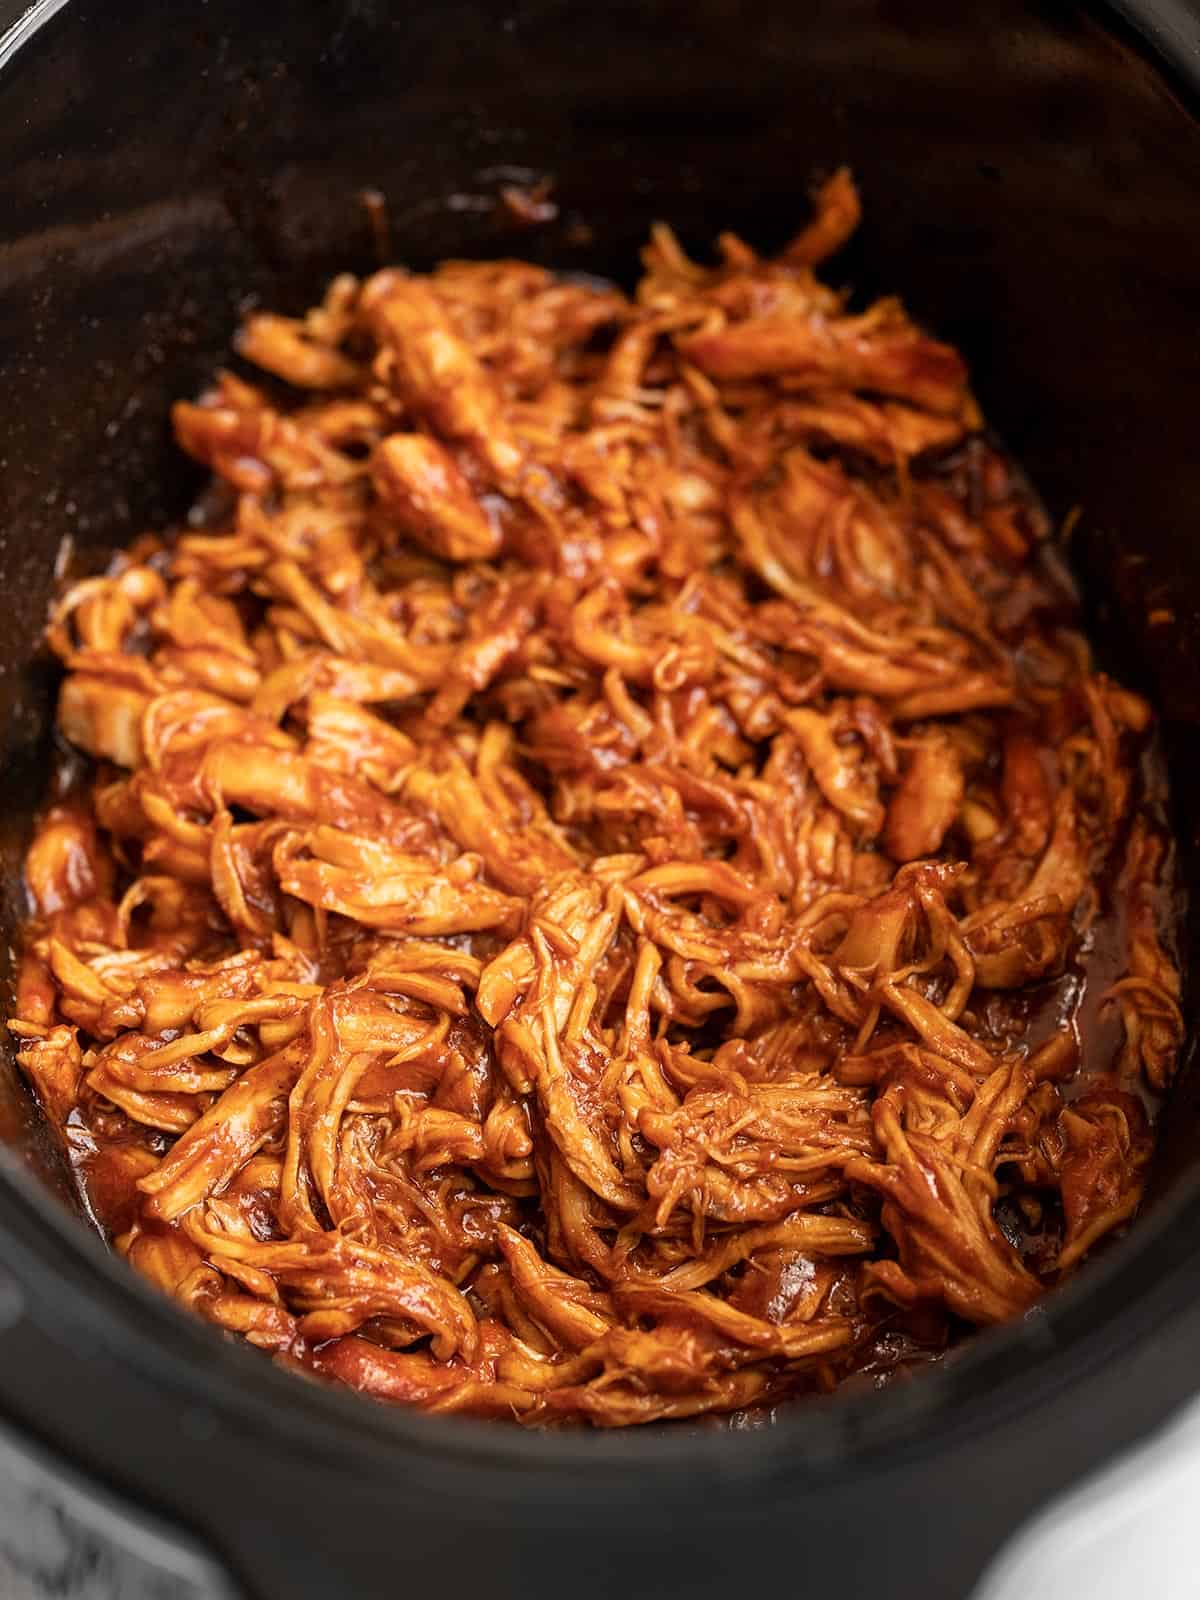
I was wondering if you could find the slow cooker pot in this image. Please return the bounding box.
[2,2,1200,1596]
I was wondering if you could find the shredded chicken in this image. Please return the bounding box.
[8,171,1182,1427]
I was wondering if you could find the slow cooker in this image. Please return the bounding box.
[2,2,1200,1596]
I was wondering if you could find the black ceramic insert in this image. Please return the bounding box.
[1,4,1199,1597]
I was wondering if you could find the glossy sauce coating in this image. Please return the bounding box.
[8,172,1184,1425]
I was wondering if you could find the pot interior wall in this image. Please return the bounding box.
[3,0,1200,1210]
